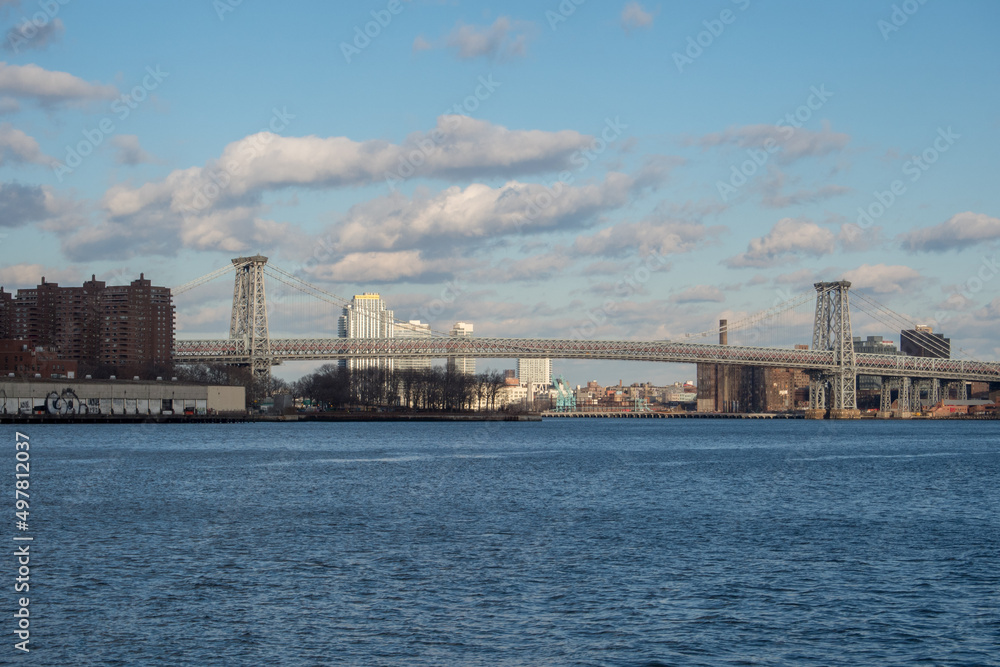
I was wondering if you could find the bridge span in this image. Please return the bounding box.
[173,337,1000,384]
[171,256,1000,419]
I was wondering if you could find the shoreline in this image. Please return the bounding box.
[1,411,995,424]
[0,412,542,424]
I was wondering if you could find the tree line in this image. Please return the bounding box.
[175,363,514,412]
[293,365,511,412]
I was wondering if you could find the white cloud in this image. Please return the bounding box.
[64,117,599,261]
[621,2,655,31]
[692,122,850,164]
[68,171,631,264]
[0,263,78,288]
[444,17,532,60]
[0,61,117,106]
[840,263,921,294]
[670,285,725,304]
[632,154,685,189]
[101,116,593,219]
[310,250,461,284]
[0,181,48,227]
[60,203,290,261]
[726,218,835,268]
[900,211,1000,252]
[412,35,432,52]
[472,250,574,284]
[758,170,850,208]
[3,16,64,53]
[0,122,51,165]
[333,173,634,253]
[111,134,158,166]
[574,218,717,258]
[773,269,817,286]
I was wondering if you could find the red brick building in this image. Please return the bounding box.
[4,274,174,377]
[0,288,12,339]
[0,340,78,378]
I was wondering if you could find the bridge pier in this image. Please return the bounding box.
[803,407,861,420]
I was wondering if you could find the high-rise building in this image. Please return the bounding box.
[0,288,12,339]
[518,358,551,388]
[901,326,950,359]
[337,293,394,371]
[4,274,174,375]
[395,320,431,372]
[697,321,810,412]
[448,321,475,375]
[853,335,906,392]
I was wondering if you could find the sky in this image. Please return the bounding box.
[0,0,999,386]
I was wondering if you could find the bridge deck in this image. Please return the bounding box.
[173,337,1000,383]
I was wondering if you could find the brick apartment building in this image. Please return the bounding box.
[696,319,811,413]
[696,363,811,413]
[2,274,174,377]
[0,339,78,379]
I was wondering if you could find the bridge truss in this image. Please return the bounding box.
[172,257,1000,418]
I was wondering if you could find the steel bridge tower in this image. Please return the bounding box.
[807,280,860,419]
[229,255,272,385]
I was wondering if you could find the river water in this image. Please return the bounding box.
[13,420,1000,665]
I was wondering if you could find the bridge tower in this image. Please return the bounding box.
[229,255,272,385]
[807,281,860,419]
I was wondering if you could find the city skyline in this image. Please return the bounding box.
[0,1,998,386]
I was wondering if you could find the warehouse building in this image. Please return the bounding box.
[0,378,244,416]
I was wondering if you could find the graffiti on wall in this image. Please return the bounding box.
[46,389,85,414]
[1,388,207,415]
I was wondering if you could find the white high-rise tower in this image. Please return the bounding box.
[518,358,551,388]
[337,293,394,371]
[395,320,432,372]
[448,322,475,375]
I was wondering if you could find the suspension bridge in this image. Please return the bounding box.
[172,255,1000,419]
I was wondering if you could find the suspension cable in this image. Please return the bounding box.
[264,265,456,337]
[851,291,969,359]
[172,260,244,296]
[681,284,829,342]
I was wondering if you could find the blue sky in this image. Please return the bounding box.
[1,0,999,385]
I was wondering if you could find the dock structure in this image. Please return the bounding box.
[541,411,801,419]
